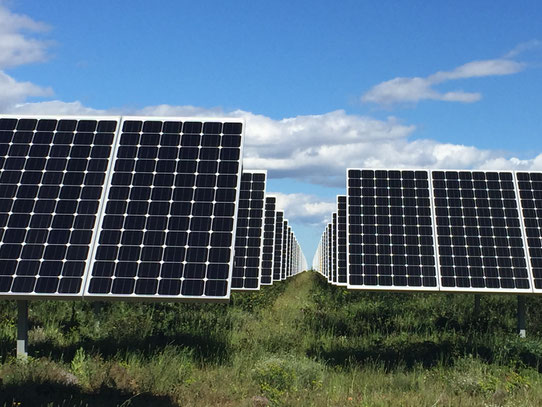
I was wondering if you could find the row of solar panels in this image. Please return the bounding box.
[0,115,306,302]
[313,168,542,293]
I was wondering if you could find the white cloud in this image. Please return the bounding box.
[0,4,53,110]
[362,57,524,106]
[0,71,52,111]
[503,40,542,59]
[270,192,336,226]
[0,4,51,69]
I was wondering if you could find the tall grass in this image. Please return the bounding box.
[1,272,542,406]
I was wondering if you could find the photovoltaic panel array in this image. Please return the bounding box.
[346,169,438,290]
[433,170,530,292]
[336,195,347,285]
[281,220,288,280]
[273,211,284,281]
[85,118,244,300]
[0,116,118,298]
[0,114,311,301]
[287,226,293,277]
[517,172,542,291]
[261,196,276,285]
[332,213,337,284]
[0,115,246,302]
[232,171,266,290]
[327,223,333,283]
[314,168,542,294]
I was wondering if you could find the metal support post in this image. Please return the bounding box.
[17,300,29,359]
[517,295,526,338]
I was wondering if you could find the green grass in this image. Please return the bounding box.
[2,272,542,406]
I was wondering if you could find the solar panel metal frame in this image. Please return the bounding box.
[433,169,533,293]
[0,114,121,299]
[346,168,440,292]
[84,116,245,302]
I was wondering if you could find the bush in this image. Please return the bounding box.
[252,355,324,402]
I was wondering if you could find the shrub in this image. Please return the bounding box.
[252,355,324,403]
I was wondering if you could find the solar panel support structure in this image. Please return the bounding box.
[17,300,28,359]
[517,295,526,338]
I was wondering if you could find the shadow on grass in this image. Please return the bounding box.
[309,336,542,372]
[308,340,457,369]
[24,331,231,365]
[0,381,175,407]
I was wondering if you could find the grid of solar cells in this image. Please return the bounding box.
[433,170,530,291]
[326,223,333,282]
[261,196,276,285]
[287,227,293,277]
[322,225,329,278]
[517,172,542,290]
[86,119,243,299]
[281,220,288,280]
[347,169,438,290]
[232,171,266,290]
[273,211,284,281]
[337,195,347,285]
[332,213,337,284]
[0,116,117,297]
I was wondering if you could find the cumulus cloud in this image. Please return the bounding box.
[0,71,52,110]
[0,4,53,110]
[0,4,51,69]
[271,192,336,226]
[362,58,524,106]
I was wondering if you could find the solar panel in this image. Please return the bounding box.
[332,213,338,284]
[231,170,266,291]
[85,117,244,301]
[324,225,330,281]
[517,172,542,291]
[273,211,284,281]
[288,229,294,277]
[261,195,276,285]
[281,220,288,280]
[347,169,438,291]
[326,222,332,282]
[0,115,118,298]
[286,226,292,278]
[336,195,347,286]
[433,170,531,292]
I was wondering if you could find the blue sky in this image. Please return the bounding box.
[1,0,542,261]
